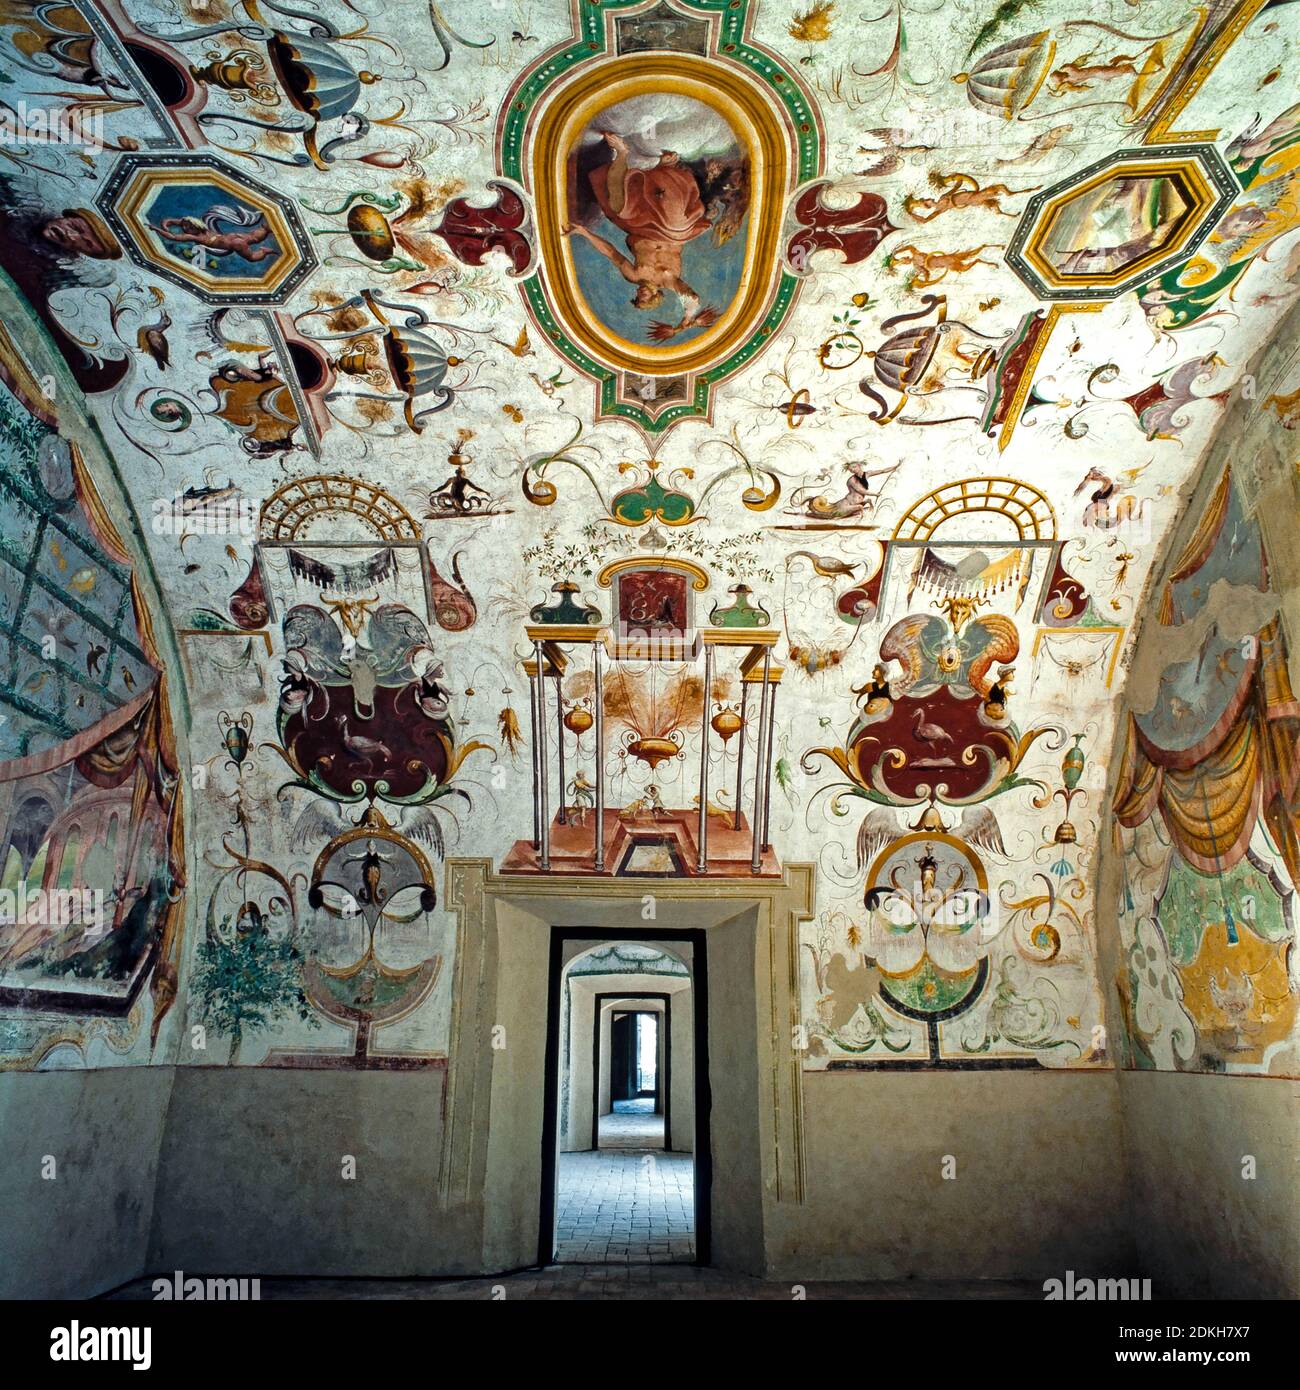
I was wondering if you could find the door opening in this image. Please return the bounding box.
[539,929,711,1267]
[635,1011,658,1097]
[601,1003,667,1150]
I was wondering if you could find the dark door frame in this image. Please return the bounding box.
[592,992,670,1151]
[539,928,711,1267]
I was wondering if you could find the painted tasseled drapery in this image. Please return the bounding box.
[1155,467,1232,627]
[1114,618,1300,885]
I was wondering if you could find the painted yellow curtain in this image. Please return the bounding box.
[1114,619,1300,886]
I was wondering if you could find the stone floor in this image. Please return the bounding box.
[554,1149,695,1263]
[598,1099,665,1150]
[106,1268,1041,1300]
[553,1096,693,1263]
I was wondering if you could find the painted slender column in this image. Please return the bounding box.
[534,639,550,871]
[750,648,771,874]
[733,682,749,833]
[696,643,713,873]
[761,678,778,854]
[528,660,540,850]
[593,642,605,873]
[554,672,567,826]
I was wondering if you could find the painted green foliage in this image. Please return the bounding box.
[1158,855,1288,965]
[188,920,320,1063]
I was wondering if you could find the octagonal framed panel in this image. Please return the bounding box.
[1006,144,1239,302]
[96,153,317,305]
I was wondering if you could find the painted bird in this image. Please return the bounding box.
[787,550,860,579]
[855,127,939,176]
[136,310,172,370]
[493,326,533,358]
[334,715,392,771]
[31,606,79,652]
[863,128,935,151]
[86,644,107,675]
[912,707,951,747]
[856,152,904,177]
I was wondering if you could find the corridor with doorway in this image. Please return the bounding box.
[552,943,698,1264]
[599,1097,662,1148]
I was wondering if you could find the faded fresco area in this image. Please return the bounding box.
[1110,342,1300,1076]
[0,0,1297,1078]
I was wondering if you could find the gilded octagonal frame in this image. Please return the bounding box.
[1005,144,1239,303]
[97,153,318,306]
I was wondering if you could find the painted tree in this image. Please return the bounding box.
[188,920,319,1063]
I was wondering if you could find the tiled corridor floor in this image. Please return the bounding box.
[598,1099,665,1149]
[554,1150,695,1263]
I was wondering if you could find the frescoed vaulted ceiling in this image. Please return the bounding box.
[1,0,1298,1076]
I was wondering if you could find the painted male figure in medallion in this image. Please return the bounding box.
[568,132,719,341]
[564,94,750,345]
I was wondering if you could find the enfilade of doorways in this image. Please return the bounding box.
[548,941,699,1265]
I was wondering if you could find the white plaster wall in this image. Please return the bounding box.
[148,1067,455,1278]
[15,1040,1290,1294]
[1117,1071,1299,1299]
[767,1070,1136,1283]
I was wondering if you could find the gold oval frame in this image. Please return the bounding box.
[529,53,791,377]
[863,832,990,984]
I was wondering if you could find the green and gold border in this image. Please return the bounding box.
[497,0,822,434]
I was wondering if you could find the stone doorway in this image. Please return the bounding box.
[437,860,814,1277]
[546,934,707,1265]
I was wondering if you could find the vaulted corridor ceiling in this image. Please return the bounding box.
[1,0,1298,1085]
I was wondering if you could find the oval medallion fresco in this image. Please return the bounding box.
[531,54,787,379]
